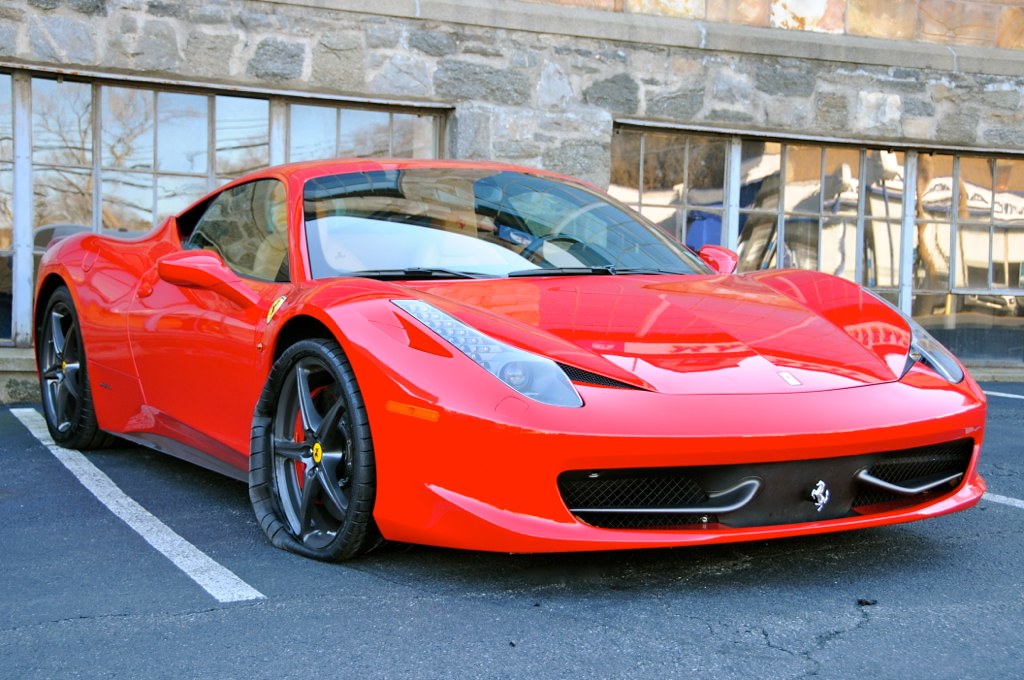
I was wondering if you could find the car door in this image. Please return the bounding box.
[128,178,291,468]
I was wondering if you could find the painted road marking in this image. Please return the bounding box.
[985,391,1024,400]
[12,408,265,603]
[983,493,1024,510]
[982,392,1024,506]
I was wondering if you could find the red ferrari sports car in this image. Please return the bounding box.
[34,159,987,561]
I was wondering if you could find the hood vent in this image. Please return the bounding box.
[557,363,644,390]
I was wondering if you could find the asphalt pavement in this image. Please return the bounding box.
[1,384,1022,679]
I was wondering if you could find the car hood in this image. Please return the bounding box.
[402,271,912,395]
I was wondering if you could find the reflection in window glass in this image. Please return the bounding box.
[608,128,642,211]
[216,96,269,177]
[737,141,781,271]
[0,252,10,341]
[643,133,687,207]
[0,73,11,161]
[0,162,10,237]
[862,150,905,290]
[783,145,823,215]
[33,167,93,228]
[156,175,207,223]
[991,157,1023,290]
[392,114,435,158]
[102,172,154,234]
[157,92,208,174]
[339,109,390,158]
[33,79,92,167]
[923,294,1024,362]
[290,104,337,161]
[102,87,154,170]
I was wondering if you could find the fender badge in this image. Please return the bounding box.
[266,295,287,323]
[778,371,802,386]
[810,480,831,512]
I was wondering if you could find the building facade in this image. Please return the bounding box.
[1,0,1023,399]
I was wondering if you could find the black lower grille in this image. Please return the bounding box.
[852,439,974,508]
[558,438,976,530]
[558,472,712,529]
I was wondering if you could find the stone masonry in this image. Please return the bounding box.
[3,0,1024,190]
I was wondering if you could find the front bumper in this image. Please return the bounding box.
[361,359,986,553]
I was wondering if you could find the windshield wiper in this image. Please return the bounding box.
[612,266,691,275]
[507,266,688,278]
[507,266,617,278]
[346,267,493,280]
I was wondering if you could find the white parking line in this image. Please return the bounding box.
[12,408,265,603]
[985,391,1024,400]
[983,492,1024,510]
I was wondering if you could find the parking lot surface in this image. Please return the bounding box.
[1,384,1022,679]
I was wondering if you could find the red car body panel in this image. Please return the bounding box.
[34,159,987,554]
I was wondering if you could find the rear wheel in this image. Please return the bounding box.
[249,339,380,561]
[37,286,113,449]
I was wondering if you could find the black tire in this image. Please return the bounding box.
[249,338,380,561]
[37,286,114,450]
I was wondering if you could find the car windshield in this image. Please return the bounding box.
[303,168,708,280]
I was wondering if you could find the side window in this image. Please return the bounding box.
[186,179,289,282]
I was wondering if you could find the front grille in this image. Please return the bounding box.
[559,472,712,529]
[852,439,974,508]
[558,438,976,531]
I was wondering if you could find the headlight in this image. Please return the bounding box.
[863,290,964,384]
[906,317,964,383]
[393,299,584,407]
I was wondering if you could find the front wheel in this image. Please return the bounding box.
[249,339,380,561]
[37,286,113,449]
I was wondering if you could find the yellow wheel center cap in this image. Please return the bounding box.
[312,442,323,464]
[61,360,67,372]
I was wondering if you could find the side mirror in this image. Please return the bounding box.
[698,244,739,275]
[157,251,259,307]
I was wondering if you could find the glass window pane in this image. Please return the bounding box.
[0,73,11,161]
[782,215,819,269]
[289,104,336,161]
[0,161,11,236]
[102,86,154,170]
[742,141,781,210]
[0,251,10,341]
[955,223,989,288]
[102,171,154,234]
[992,157,1024,290]
[33,167,93,227]
[339,109,389,158]
[819,215,857,280]
[736,212,778,272]
[157,92,208,174]
[920,294,1024,362]
[914,222,951,292]
[216,95,269,177]
[156,175,207,223]
[391,113,435,158]
[917,153,956,220]
[783,144,823,215]
[641,133,687,206]
[33,78,92,167]
[864,220,901,289]
[958,156,994,196]
[608,128,642,211]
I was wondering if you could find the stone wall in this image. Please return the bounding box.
[529,0,1024,49]
[2,0,1024,188]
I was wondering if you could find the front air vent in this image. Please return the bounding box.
[557,363,643,390]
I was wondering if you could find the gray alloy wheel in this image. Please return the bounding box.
[37,287,113,449]
[249,338,380,561]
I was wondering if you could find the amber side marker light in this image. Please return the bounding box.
[385,400,441,422]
